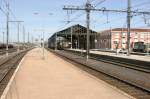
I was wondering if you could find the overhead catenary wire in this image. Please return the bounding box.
[87,1,149,31]
[0,0,19,27]
[64,0,106,24]
[64,0,150,31]
[92,1,150,30]
[0,6,6,15]
[61,0,149,31]
[0,0,7,15]
[3,0,18,20]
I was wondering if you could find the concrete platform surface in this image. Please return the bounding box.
[2,48,134,99]
[70,49,150,62]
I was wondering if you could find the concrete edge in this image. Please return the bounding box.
[0,54,26,99]
[67,49,150,66]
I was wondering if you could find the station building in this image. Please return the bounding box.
[48,24,97,50]
[96,28,150,50]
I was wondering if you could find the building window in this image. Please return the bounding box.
[141,33,145,36]
[134,35,138,39]
[122,32,126,36]
[115,33,119,38]
[135,32,138,35]
[114,41,119,44]
[134,38,138,42]
[115,32,119,36]
[140,34,144,38]
[122,39,126,44]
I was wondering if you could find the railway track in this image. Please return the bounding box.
[47,49,150,99]
[0,49,29,97]
[66,50,150,73]
[0,48,17,55]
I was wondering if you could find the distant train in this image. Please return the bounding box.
[0,43,14,49]
[133,42,150,52]
[57,41,70,50]
[48,40,70,50]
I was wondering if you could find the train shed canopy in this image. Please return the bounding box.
[49,24,97,39]
[48,24,97,49]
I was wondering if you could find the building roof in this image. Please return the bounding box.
[57,24,97,35]
[49,24,97,40]
[111,28,150,32]
[98,28,150,34]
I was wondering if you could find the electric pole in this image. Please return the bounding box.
[17,22,21,52]
[2,32,5,44]
[9,21,24,52]
[32,36,34,44]
[71,26,73,49]
[64,0,92,60]
[86,0,91,60]
[28,32,30,43]
[23,26,25,50]
[6,0,9,56]
[127,0,131,56]
[63,0,150,58]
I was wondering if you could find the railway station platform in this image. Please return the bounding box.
[69,49,150,62]
[1,48,134,99]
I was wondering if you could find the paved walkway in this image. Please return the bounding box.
[2,48,133,99]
